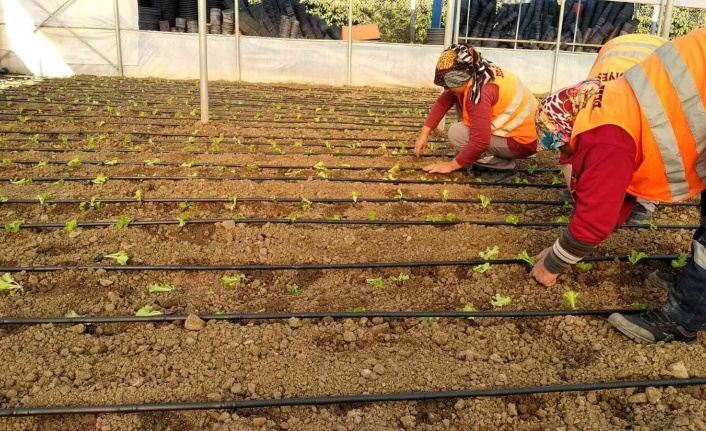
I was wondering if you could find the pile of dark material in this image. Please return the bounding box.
[459,0,638,51]
[138,0,341,39]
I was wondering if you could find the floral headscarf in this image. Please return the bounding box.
[535,78,603,150]
[434,44,495,104]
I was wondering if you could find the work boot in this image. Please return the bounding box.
[607,309,697,344]
[479,170,519,184]
[647,270,675,290]
[627,204,653,224]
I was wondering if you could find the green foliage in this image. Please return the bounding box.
[104,250,129,265]
[563,291,579,310]
[116,215,131,229]
[630,302,647,310]
[135,305,162,316]
[479,194,491,209]
[301,197,312,211]
[134,190,143,203]
[516,251,536,266]
[148,284,175,293]
[64,310,82,318]
[505,215,519,225]
[179,201,195,211]
[661,206,673,214]
[576,262,593,272]
[515,204,527,214]
[10,178,32,185]
[425,214,443,222]
[446,213,456,222]
[228,195,238,211]
[389,273,410,284]
[366,277,384,288]
[0,273,23,294]
[557,216,571,224]
[5,220,23,233]
[479,246,499,260]
[394,188,403,200]
[491,294,512,308]
[65,219,78,232]
[368,211,376,221]
[526,164,537,175]
[289,284,303,296]
[441,189,450,202]
[671,253,688,269]
[104,158,119,166]
[67,157,82,166]
[628,250,649,265]
[177,213,189,227]
[36,192,51,205]
[462,304,477,320]
[473,262,492,273]
[222,274,246,286]
[349,307,366,313]
[351,191,361,204]
[92,173,109,184]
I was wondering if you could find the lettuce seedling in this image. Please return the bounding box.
[479,194,491,209]
[222,274,246,286]
[0,273,22,294]
[135,305,162,317]
[563,291,579,310]
[551,176,563,185]
[92,173,109,184]
[349,307,366,313]
[148,284,175,293]
[0,195,8,202]
[646,221,658,231]
[179,201,195,211]
[516,251,536,266]
[514,177,528,184]
[67,157,82,166]
[301,197,312,211]
[526,164,537,174]
[313,161,328,173]
[394,188,403,200]
[104,158,119,166]
[134,190,143,203]
[144,158,161,166]
[505,215,519,225]
[563,201,574,210]
[446,213,456,222]
[288,213,297,223]
[177,213,189,227]
[116,215,131,229]
[368,211,376,221]
[576,262,593,272]
[228,195,237,211]
[36,192,51,205]
[441,189,450,202]
[10,178,32,185]
[630,302,646,310]
[289,284,303,296]
[514,204,527,214]
[332,214,342,221]
[557,216,571,224]
[425,215,443,222]
[388,162,401,174]
[462,304,477,320]
[64,310,82,318]
[389,273,410,284]
[491,294,512,308]
[479,246,500,260]
[628,250,649,265]
[65,219,78,232]
[180,160,196,168]
[366,277,384,288]
[5,220,23,233]
[671,253,688,269]
[104,250,129,265]
[351,191,361,204]
[661,207,673,214]
[473,263,492,274]
[34,160,48,168]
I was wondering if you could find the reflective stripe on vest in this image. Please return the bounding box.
[625,42,706,201]
[598,50,651,63]
[491,80,533,137]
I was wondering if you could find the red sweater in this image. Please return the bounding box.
[424,85,536,168]
[545,125,638,273]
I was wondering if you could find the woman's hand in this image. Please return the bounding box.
[422,160,462,174]
[530,247,559,287]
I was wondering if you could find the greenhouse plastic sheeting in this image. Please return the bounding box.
[0,0,138,30]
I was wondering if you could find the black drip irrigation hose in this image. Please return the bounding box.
[1,175,566,187]
[12,218,701,231]
[0,255,680,273]
[0,309,642,325]
[2,378,705,417]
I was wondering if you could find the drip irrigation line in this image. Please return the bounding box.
[13,218,700,231]
[0,255,680,273]
[1,378,704,417]
[0,309,642,325]
[1,175,566,187]
[1,196,698,207]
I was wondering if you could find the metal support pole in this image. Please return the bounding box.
[113,0,123,76]
[410,0,417,44]
[235,2,241,81]
[549,0,566,93]
[650,5,661,35]
[572,0,581,52]
[514,3,522,50]
[453,0,461,44]
[198,0,209,124]
[464,0,471,41]
[661,0,675,39]
[443,0,455,48]
[347,0,353,85]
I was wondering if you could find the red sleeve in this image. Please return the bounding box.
[423,91,458,129]
[568,125,637,245]
[454,84,499,168]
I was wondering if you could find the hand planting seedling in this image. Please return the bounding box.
[491,294,512,308]
[65,219,78,232]
[36,192,51,205]
[289,284,303,296]
[92,173,109,184]
[67,157,82,166]
[222,274,246,287]
[115,215,131,229]
[5,220,23,234]
[479,246,500,260]
[628,250,649,265]
[177,213,189,228]
[672,253,688,269]
[563,291,580,310]
[389,273,410,285]
[301,197,312,211]
[135,305,162,316]
[104,250,129,265]
[366,277,384,288]
[516,251,536,265]
[473,263,492,274]
[479,194,491,209]
[0,273,22,295]
[148,284,175,293]
[505,215,519,225]
[576,262,593,272]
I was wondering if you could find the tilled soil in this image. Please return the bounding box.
[0,77,704,431]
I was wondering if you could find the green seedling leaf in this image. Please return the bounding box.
[441,189,450,202]
[288,213,297,223]
[551,176,563,185]
[5,220,23,233]
[0,195,8,202]
[514,204,527,214]
[389,273,410,284]
[134,190,143,203]
[144,158,161,166]
[576,262,593,272]
[491,293,512,308]
[394,188,403,200]
[177,213,189,227]
[104,250,129,266]
[313,161,328,172]
[425,214,443,222]
[104,158,119,166]
[36,192,51,205]
[563,291,580,310]
[228,195,237,211]
[34,160,48,168]
[10,178,32,185]
[64,310,82,318]
[135,305,162,317]
[388,162,401,174]
[366,277,384,289]
[446,213,456,222]
[473,263,492,274]
[331,214,342,221]
[349,307,366,313]
[526,164,537,175]
[148,284,175,293]
[65,219,78,232]
[462,304,477,320]
[222,274,246,287]
[628,250,649,265]
[0,273,23,294]
[563,201,574,210]
[301,197,312,211]
[116,215,131,229]
[514,176,529,184]
[368,211,376,221]
[505,215,519,225]
[179,201,195,211]
[67,157,82,166]
[92,173,109,184]
[630,302,647,310]
[286,284,303,296]
[661,207,673,214]
[479,194,491,209]
[89,197,101,209]
[646,221,658,231]
[557,216,571,224]
[516,251,536,266]
[671,253,688,269]
[351,191,361,204]
[479,246,500,260]
[180,160,196,168]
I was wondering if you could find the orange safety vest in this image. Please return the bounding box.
[571,29,706,203]
[588,34,668,82]
[462,65,538,144]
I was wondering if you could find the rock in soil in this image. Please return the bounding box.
[184,314,206,331]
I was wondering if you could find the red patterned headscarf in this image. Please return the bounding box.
[434,44,495,104]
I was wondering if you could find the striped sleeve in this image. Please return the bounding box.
[544,229,597,274]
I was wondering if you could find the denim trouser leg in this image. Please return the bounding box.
[664,226,706,330]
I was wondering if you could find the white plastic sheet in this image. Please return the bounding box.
[0,0,138,30]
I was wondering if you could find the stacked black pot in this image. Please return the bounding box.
[157,0,177,27]
[178,0,198,20]
[139,5,160,30]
